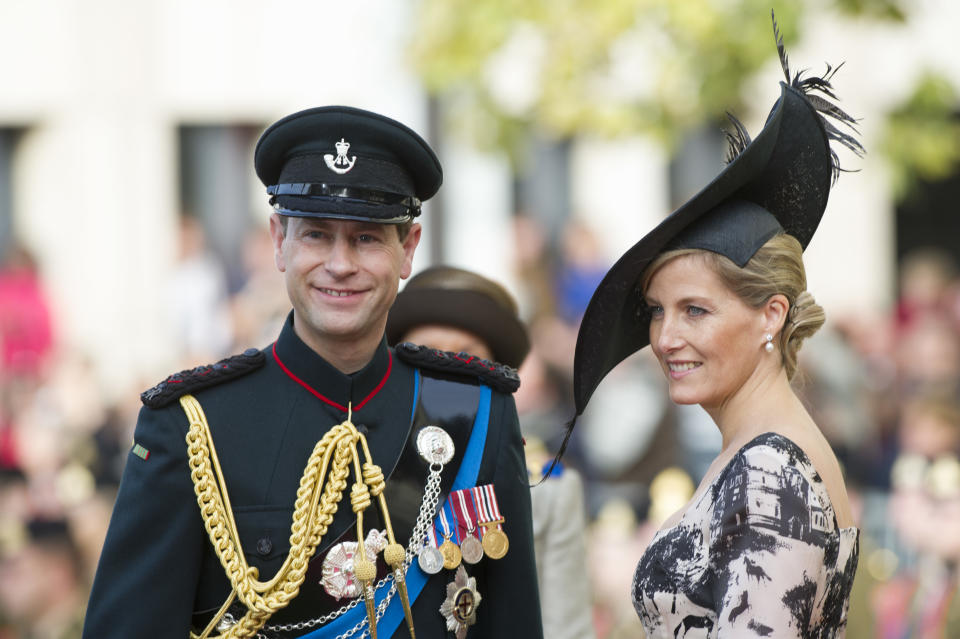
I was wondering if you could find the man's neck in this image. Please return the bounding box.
[292,317,383,374]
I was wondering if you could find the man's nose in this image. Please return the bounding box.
[324,237,359,277]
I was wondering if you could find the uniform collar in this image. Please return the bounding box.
[271,312,393,413]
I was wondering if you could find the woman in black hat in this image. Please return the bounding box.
[568,15,862,637]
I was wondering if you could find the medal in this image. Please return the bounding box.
[460,533,484,564]
[439,565,482,639]
[473,484,510,560]
[448,487,485,564]
[417,426,454,466]
[418,545,444,574]
[418,526,444,574]
[320,529,389,600]
[437,507,461,569]
[440,533,461,570]
[480,521,509,559]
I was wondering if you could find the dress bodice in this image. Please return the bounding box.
[632,432,859,638]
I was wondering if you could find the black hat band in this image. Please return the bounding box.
[267,182,422,217]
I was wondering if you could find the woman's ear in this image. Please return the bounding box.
[764,294,790,336]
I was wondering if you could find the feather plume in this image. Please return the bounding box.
[771,9,865,182]
[723,112,752,164]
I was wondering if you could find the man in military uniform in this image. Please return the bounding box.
[83,106,543,639]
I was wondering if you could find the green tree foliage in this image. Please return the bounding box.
[881,73,960,201]
[411,0,803,161]
[410,0,910,166]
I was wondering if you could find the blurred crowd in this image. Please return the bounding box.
[3,214,960,638]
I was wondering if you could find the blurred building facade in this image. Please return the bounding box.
[0,0,957,418]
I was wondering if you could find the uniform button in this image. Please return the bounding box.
[244,348,259,357]
[257,536,273,556]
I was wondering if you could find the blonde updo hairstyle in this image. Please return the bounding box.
[641,233,825,379]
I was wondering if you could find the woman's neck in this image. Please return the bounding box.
[705,365,803,451]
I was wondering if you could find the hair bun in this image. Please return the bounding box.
[790,291,816,321]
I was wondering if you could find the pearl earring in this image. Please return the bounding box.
[764,333,774,353]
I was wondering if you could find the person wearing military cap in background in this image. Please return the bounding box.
[387,265,596,639]
[83,106,543,639]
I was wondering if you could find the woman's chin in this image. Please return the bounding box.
[667,389,702,406]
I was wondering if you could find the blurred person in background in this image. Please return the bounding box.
[894,248,956,336]
[0,241,54,384]
[386,264,595,639]
[564,18,862,636]
[166,215,234,366]
[872,392,960,637]
[0,519,84,639]
[228,225,289,351]
[84,106,542,638]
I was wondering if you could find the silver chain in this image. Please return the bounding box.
[250,462,445,638]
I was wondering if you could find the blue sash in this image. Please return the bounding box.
[298,373,493,639]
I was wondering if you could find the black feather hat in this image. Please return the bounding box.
[571,12,863,418]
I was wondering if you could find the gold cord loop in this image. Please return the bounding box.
[181,394,396,639]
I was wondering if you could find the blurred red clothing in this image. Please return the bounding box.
[0,262,53,379]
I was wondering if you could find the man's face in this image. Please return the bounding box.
[270,214,421,353]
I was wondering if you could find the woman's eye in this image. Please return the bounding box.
[687,305,707,317]
[647,305,663,318]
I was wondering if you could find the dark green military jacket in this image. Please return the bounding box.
[83,315,542,638]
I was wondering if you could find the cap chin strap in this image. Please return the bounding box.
[267,183,421,218]
[272,206,413,225]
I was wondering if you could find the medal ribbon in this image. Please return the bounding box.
[471,484,503,535]
[435,501,459,544]
[450,488,480,540]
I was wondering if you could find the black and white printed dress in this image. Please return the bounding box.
[632,432,859,638]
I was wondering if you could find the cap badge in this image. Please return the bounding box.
[324,137,357,174]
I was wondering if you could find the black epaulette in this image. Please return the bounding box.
[394,342,520,394]
[140,348,266,408]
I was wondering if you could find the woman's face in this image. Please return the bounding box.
[644,253,768,410]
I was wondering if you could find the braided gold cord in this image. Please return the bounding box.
[181,395,364,639]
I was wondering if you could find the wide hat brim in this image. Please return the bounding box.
[386,288,531,369]
[573,82,832,415]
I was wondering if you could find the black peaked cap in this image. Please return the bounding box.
[255,106,442,223]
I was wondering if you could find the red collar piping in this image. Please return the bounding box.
[271,342,392,412]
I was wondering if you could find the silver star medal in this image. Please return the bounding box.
[439,565,482,639]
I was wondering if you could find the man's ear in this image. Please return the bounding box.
[269,213,288,273]
[399,223,422,280]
